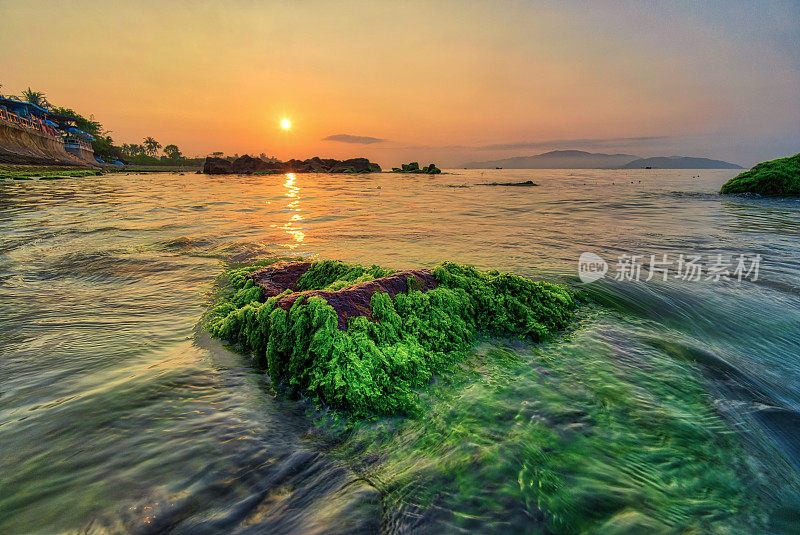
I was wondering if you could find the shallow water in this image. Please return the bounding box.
[1,169,799,533]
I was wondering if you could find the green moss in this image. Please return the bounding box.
[294,259,393,291]
[207,260,576,417]
[0,167,102,180]
[720,153,800,194]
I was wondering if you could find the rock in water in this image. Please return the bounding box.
[202,155,381,174]
[203,156,233,174]
[720,153,800,195]
[393,162,441,174]
[207,260,576,416]
[232,154,280,174]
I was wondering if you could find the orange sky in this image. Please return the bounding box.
[1,1,798,167]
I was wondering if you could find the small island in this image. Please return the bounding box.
[720,153,800,195]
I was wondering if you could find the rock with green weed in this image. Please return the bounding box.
[207,259,576,417]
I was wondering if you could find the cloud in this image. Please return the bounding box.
[323,134,387,144]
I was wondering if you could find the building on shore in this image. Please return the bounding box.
[0,97,97,166]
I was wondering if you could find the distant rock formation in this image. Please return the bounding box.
[720,153,800,195]
[620,156,742,169]
[203,155,382,175]
[462,150,639,169]
[461,150,743,170]
[391,162,441,174]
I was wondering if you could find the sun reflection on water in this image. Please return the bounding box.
[281,173,305,248]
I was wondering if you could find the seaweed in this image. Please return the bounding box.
[0,167,102,180]
[207,260,576,417]
[334,324,768,533]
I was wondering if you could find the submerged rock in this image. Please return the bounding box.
[207,260,575,416]
[477,180,538,186]
[720,153,800,195]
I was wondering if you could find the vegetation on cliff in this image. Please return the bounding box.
[207,260,575,416]
[720,153,800,195]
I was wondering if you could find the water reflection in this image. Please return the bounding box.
[280,173,305,248]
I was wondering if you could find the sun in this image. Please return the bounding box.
[280,118,292,130]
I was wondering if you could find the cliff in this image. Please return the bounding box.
[0,118,94,167]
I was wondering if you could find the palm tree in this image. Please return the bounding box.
[163,144,182,159]
[143,137,162,157]
[21,87,49,108]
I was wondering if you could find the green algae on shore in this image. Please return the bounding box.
[720,153,800,195]
[207,260,576,416]
[0,166,102,180]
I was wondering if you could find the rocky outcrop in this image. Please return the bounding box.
[209,260,576,416]
[232,155,282,173]
[248,261,313,297]
[203,157,233,174]
[247,261,437,329]
[203,155,382,175]
[391,162,442,174]
[720,153,800,195]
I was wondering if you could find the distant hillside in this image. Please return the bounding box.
[619,156,742,169]
[462,150,640,169]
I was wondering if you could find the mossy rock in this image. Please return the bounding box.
[207,260,576,417]
[720,153,800,195]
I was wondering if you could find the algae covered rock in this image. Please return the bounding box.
[207,260,575,416]
[720,153,800,195]
[394,162,442,174]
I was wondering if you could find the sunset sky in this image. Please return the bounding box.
[1,0,798,167]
